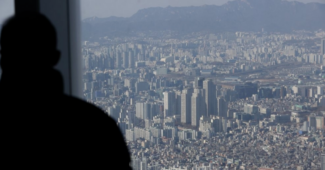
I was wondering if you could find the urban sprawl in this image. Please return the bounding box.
[82,30,325,170]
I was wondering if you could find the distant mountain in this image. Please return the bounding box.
[83,16,126,24]
[82,0,325,40]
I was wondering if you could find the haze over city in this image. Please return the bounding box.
[80,0,325,169]
[2,0,325,169]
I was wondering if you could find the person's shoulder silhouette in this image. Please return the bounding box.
[0,12,131,169]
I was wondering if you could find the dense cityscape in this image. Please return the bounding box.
[1,0,325,170]
[82,28,325,170]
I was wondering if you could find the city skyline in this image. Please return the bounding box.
[1,0,325,169]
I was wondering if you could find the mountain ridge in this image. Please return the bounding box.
[82,0,325,40]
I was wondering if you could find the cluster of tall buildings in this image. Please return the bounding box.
[83,43,161,71]
[162,78,229,127]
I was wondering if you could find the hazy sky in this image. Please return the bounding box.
[81,0,230,19]
[0,0,324,24]
[80,0,325,19]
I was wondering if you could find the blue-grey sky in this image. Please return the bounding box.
[0,0,324,23]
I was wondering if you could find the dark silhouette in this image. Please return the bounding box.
[0,13,131,169]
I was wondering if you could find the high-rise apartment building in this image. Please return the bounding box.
[128,51,135,68]
[181,88,193,124]
[191,89,204,127]
[175,91,182,116]
[164,91,176,117]
[136,102,149,119]
[203,79,216,117]
[136,102,159,120]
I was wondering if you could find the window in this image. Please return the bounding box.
[81,0,325,169]
[0,0,14,78]
[0,0,14,26]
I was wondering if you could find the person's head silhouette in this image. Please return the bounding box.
[0,12,60,73]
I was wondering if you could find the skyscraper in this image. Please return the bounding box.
[217,97,228,118]
[164,91,176,117]
[191,89,204,127]
[175,91,182,116]
[136,102,143,119]
[203,79,216,117]
[321,39,325,55]
[143,103,152,120]
[181,88,193,124]
[136,102,152,119]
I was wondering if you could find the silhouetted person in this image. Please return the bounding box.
[0,13,131,169]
